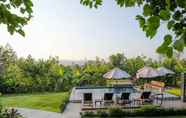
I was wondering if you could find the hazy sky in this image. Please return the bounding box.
[0,0,185,60]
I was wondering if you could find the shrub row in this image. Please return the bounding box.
[81,105,186,117]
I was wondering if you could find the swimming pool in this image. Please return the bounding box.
[69,85,179,102]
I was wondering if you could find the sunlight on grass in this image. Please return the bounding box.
[0,92,69,112]
[166,88,181,96]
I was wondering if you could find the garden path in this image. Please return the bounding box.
[17,108,62,118]
[17,103,81,118]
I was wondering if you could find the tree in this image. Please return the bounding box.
[109,53,126,68]
[80,0,186,57]
[0,0,33,36]
[123,56,145,75]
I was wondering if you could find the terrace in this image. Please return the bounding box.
[70,85,180,110]
[68,67,186,112]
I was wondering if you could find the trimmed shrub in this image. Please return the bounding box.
[109,107,124,117]
[82,111,96,118]
[81,106,186,118]
[97,110,108,117]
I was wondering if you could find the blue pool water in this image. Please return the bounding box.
[70,85,179,102]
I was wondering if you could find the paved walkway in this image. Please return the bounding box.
[17,108,62,118]
[61,103,81,118]
[16,100,186,118]
[16,103,81,118]
[162,100,186,109]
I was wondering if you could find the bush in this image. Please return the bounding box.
[81,105,186,117]
[109,107,124,117]
[0,107,24,118]
[97,110,108,117]
[81,111,96,118]
[135,105,160,116]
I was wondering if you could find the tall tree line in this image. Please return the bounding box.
[0,45,185,94]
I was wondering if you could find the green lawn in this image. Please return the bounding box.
[0,92,69,112]
[165,88,181,96]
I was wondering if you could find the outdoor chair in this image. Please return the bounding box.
[82,93,93,107]
[103,93,114,106]
[134,91,153,105]
[118,92,132,105]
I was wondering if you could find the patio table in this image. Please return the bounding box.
[130,93,142,106]
[94,99,103,107]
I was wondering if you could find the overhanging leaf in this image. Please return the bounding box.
[159,10,170,21]
[143,4,152,16]
[136,15,145,28]
[166,47,173,58]
[174,39,184,52]
[163,34,172,45]
[167,20,175,30]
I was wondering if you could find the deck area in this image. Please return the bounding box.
[162,100,186,109]
[80,99,186,111]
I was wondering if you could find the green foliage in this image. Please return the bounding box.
[81,105,186,117]
[0,45,185,94]
[80,0,186,57]
[0,106,24,118]
[157,34,173,57]
[109,107,124,117]
[0,0,33,36]
[0,45,67,93]
[109,53,126,68]
[143,4,152,16]
[159,10,171,21]
[80,0,102,8]
[145,16,160,39]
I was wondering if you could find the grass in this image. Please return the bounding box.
[165,88,181,96]
[0,92,69,112]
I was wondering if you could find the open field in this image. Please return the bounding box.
[0,92,69,112]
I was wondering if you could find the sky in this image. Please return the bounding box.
[0,0,185,60]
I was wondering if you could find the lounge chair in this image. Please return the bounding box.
[104,93,114,106]
[82,93,93,107]
[141,91,153,104]
[134,91,153,105]
[118,92,132,105]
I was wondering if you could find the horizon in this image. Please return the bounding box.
[0,0,185,60]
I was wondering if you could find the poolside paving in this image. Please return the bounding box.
[162,100,186,109]
[61,103,81,118]
[17,108,62,118]
[16,100,186,118]
[16,103,81,118]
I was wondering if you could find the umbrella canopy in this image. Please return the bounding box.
[157,67,175,76]
[136,66,160,78]
[103,67,131,79]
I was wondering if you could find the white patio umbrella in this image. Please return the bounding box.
[136,66,160,79]
[157,67,175,76]
[103,67,131,79]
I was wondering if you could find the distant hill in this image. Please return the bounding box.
[59,60,86,66]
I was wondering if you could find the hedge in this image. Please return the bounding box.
[81,105,186,117]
